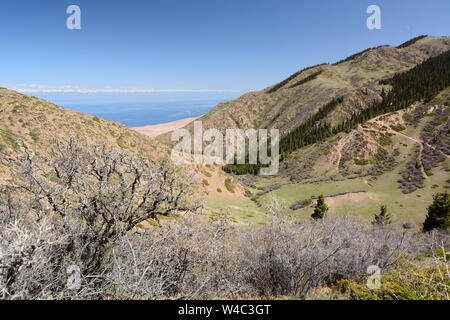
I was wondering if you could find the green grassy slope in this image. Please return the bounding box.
[249,91,450,228]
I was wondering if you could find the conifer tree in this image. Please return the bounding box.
[312,195,328,220]
[423,192,450,232]
[372,204,392,225]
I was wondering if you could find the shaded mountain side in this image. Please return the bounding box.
[158,36,450,145]
[278,47,450,155]
[0,88,166,184]
[240,89,450,194]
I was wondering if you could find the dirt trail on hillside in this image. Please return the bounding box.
[392,129,449,159]
[329,131,355,171]
[362,125,428,179]
[328,127,383,172]
[363,119,449,180]
[371,116,448,159]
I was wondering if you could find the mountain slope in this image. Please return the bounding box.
[159,36,450,143]
[240,90,450,227]
[0,88,164,183]
[157,35,450,227]
[0,88,262,223]
[278,89,449,183]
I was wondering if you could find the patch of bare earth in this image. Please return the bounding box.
[133,117,199,138]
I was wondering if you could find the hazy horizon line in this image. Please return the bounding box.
[11,88,240,94]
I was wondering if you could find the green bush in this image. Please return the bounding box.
[203,170,212,178]
[355,159,369,166]
[378,134,393,146]
[337,263,449,300]
[390,124,406,132]
[224,178,235,193]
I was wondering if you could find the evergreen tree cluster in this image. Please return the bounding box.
[337,49,450,132]
[280,97,344,155]
[223,162,261,175]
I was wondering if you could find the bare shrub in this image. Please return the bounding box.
[0,140,200,299]
[108,214,236,299]
[231,213,415,298]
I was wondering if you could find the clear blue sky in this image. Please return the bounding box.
[1,0,449,97]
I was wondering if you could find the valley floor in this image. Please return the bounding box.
[197,102,450,228]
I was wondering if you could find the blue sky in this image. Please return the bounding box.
[0,0,449,103]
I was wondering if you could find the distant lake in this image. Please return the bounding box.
[64,100,222,127]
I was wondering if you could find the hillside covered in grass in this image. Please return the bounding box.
[0,88,164,184]
[178,35,450,227]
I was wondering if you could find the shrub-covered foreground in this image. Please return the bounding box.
[0,142,448,300]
